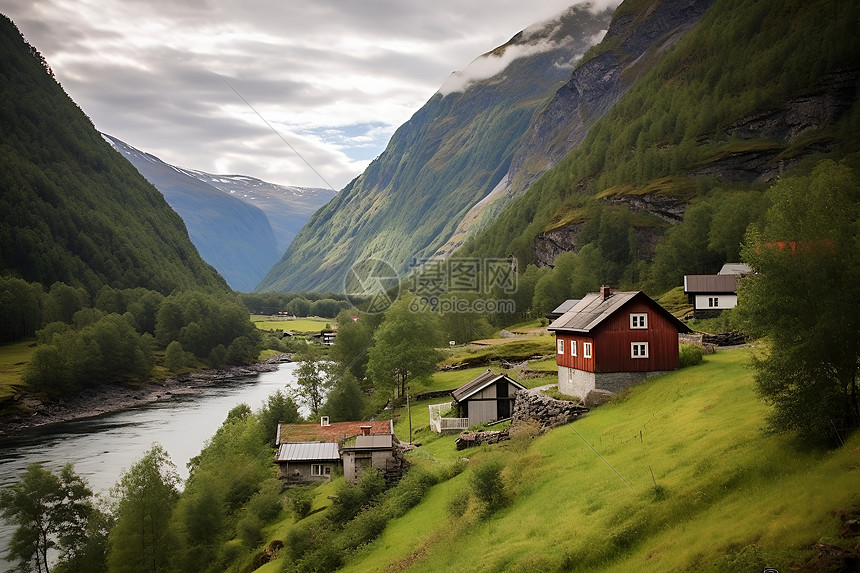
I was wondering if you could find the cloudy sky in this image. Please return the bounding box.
[1,0,617,190]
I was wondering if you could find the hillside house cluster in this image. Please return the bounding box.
[548,286,690,404]
[274,418,401,486]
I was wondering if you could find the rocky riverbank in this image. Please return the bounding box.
[0,354,292,437]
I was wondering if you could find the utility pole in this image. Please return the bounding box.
[407,389,413,444]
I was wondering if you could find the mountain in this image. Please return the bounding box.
[457,0,859,285]
[435,0,715,258]
[0,15,227,295]
[256,3,616,293]
[103,135,332,292]
[173,170,335,255]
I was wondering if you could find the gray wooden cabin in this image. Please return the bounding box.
[451,370,526,426]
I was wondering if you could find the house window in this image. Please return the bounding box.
[630,313,648,329]
[311,464,331,476]
[708,297,719,308]
[583,342,592,358]
[631,342,649,358]
[557,339,564,354]
[569,340,577,357]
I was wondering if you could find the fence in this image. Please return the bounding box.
[429,402,470,433]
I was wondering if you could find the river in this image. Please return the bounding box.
[0,363,304,570]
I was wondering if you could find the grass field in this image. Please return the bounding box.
[251,316,333,333]
[0,339,34,400]
[256,347,860,572]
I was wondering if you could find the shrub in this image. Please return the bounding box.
[287,487,315,520]
[470,459,507,516]
[446,489,471,519]
[679,343,704,368]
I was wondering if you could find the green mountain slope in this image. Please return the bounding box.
[458,0,860,276]
[104,134,281,292]
[273,349,860,573]
[255,4,615,293]
[0,15,227,295]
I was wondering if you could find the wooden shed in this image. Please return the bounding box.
[548,286,690,403]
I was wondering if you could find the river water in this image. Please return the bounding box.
[0,363,303,570]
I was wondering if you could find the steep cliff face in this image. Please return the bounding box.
[255,4,615,293]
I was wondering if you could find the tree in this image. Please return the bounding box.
[294,345,329,416]
[164,340,186,372]
[737,160,860,443]
[329,309,374,384]
[321,372,367,421]
[107,444,180,573]
[256,389,301,440]
[0,463,98,573]
[366,294,443,398]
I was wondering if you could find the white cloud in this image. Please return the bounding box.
[0,0,617,189]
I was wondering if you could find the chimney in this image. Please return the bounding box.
[600,285,611,300]
[360,425,372,436]
[320,416,330,427]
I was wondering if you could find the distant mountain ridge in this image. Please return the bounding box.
[103,135,334,291]
[173,169,335,254]
[0,15,227,295]
[256,3,616,293]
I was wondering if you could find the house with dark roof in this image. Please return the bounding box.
[684,263,750,318]
[451,370,526,426]
[548,286,691,404]
[429,370,526,432]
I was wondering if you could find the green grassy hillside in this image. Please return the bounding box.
[258,348,859,572]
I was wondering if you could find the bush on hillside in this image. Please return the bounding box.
[679,344,704,368]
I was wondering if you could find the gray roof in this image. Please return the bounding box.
[548,291,638,333]
[546,299,581,318]
[275,441,340,463]
[451,369,526,403]
[683,274,739,294]
[718,263,752,275]
[343,434,393,451]
[548,290,691,334]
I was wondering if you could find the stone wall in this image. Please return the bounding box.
[455,430,509,450]
[511,388,588,431]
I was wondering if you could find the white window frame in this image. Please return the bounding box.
[557,339,564,354]
[311,464,331,477]
[708,297,719,308]
[631,342,649,358]
[569,339,577,357]
[630,313,648,329]
[583,342,592,358]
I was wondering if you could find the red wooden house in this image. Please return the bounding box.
[548,286,690,404]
